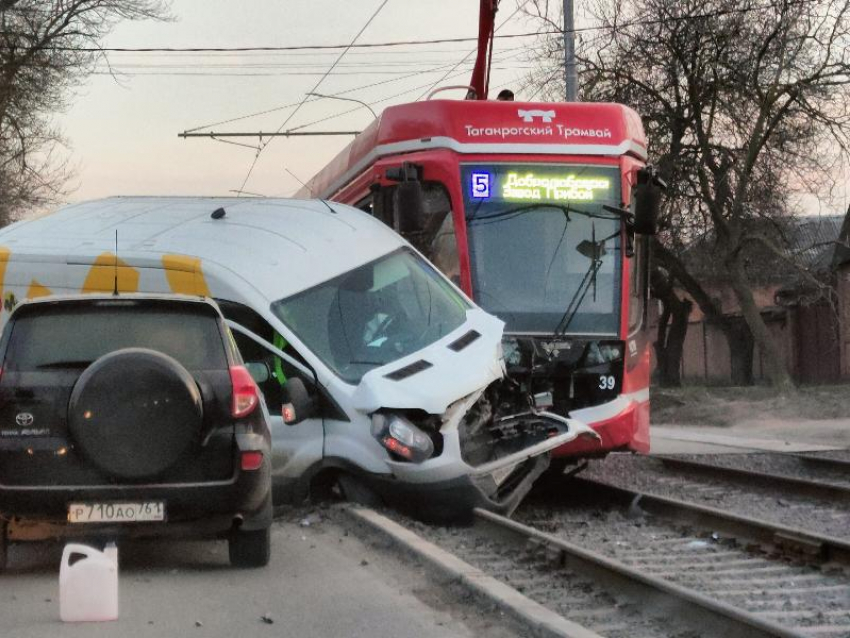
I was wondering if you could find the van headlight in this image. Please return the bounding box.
[371,413,434,463]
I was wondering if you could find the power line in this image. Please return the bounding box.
[185,66,477,148]
[1,30,544,54]
[180,130,361,138]
[415,0,531,101]
[182,49,524,133]
[284,50,527,133]
[287,68,477,133]
[236,0,390,196]
[0,0,815,55]
[92,65,533,78]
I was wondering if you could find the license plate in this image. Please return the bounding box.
[68,501,165,524]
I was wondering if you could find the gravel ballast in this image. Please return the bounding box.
[582,454,850,539]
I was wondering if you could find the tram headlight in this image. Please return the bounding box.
[371,413,434,463]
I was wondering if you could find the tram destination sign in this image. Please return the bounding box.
[466,165,617,204]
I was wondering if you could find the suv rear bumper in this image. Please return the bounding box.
[0,457,272,540]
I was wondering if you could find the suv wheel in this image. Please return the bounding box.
[229,528,270,568]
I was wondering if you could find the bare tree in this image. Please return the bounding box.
[0,0,170,224]
[523,0,850,389]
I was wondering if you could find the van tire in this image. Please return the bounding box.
[229,528,271,568]
[68,348,203,480]
[337,474,383,507]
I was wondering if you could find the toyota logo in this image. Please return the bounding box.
[16,413,34,427]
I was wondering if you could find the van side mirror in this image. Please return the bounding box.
[244,362,270,384]
[282,377,315,426]
[633,167,665,236]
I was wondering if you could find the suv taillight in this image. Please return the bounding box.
[230,365,259,418]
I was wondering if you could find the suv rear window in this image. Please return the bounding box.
[6,303,228,371]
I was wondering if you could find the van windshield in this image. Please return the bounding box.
[271,248,470,384]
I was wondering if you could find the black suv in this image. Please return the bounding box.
[0,295,272,568]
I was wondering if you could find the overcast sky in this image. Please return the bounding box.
[57,0,539,203]
[53,1,847,217]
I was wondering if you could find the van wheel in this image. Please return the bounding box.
[337,474,382,507]
[229,528,270,568]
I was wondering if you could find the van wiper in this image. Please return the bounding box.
[37,360,93,369]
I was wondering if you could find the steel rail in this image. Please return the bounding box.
[793,452,850,472]
[656,455,850,503]
[473,507,806,638]
[569,476,850,565]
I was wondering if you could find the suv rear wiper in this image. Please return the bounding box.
[37,360,93,369]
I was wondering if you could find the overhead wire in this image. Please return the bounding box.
[414,0,532,101]
[236,0,390,195]
[93,67,534,78]
[0,0,816,54]
[182,47,527,133]
[284,48,528,133]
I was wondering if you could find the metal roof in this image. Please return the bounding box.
[0,196,406,301]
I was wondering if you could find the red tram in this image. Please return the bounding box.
[299,99,660,469]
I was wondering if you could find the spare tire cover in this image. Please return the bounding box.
[68,348,203,480]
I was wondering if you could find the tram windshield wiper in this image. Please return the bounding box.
[554,223,616,336]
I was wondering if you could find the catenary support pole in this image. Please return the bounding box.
[564,0,577,101]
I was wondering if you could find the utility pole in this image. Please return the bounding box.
[563,0,577,101]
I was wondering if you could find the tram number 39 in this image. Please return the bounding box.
[598,375,616,391]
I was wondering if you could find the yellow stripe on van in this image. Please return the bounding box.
[81,252,140,293]
[0,247,10,312]
[162,255,211,297]
[26,279,52,299]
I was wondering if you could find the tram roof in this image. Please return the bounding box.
[300,100,648,199]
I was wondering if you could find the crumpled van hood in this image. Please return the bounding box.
[351,308,505,415]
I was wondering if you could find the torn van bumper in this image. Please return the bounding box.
[371,401,601,520]
[345,307,601,519]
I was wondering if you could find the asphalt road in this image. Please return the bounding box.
[0,509,517,638]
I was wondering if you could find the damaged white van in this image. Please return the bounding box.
[0,197,598,519]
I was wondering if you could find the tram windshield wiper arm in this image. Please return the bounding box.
[555,225,619,336]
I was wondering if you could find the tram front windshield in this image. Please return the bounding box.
[461,164,622,335]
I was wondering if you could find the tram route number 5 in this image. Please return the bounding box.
[598,375,616,391]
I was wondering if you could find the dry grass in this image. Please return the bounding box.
[651,384,850,426]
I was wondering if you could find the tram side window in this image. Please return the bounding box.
[362,182,460,285]
[628,237,649,332]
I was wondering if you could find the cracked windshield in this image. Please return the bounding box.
[272,248,469,383]
[462,164,622,335]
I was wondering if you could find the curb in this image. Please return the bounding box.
[343,506,603,638]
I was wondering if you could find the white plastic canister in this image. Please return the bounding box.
[59,543,119,622]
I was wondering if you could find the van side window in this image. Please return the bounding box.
[215,300,306,410]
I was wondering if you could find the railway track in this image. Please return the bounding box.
[369,465,850,638]
[655,454,850,503]
[523,477,850,636]
[582,454,850,540]
[398,500,850,638]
